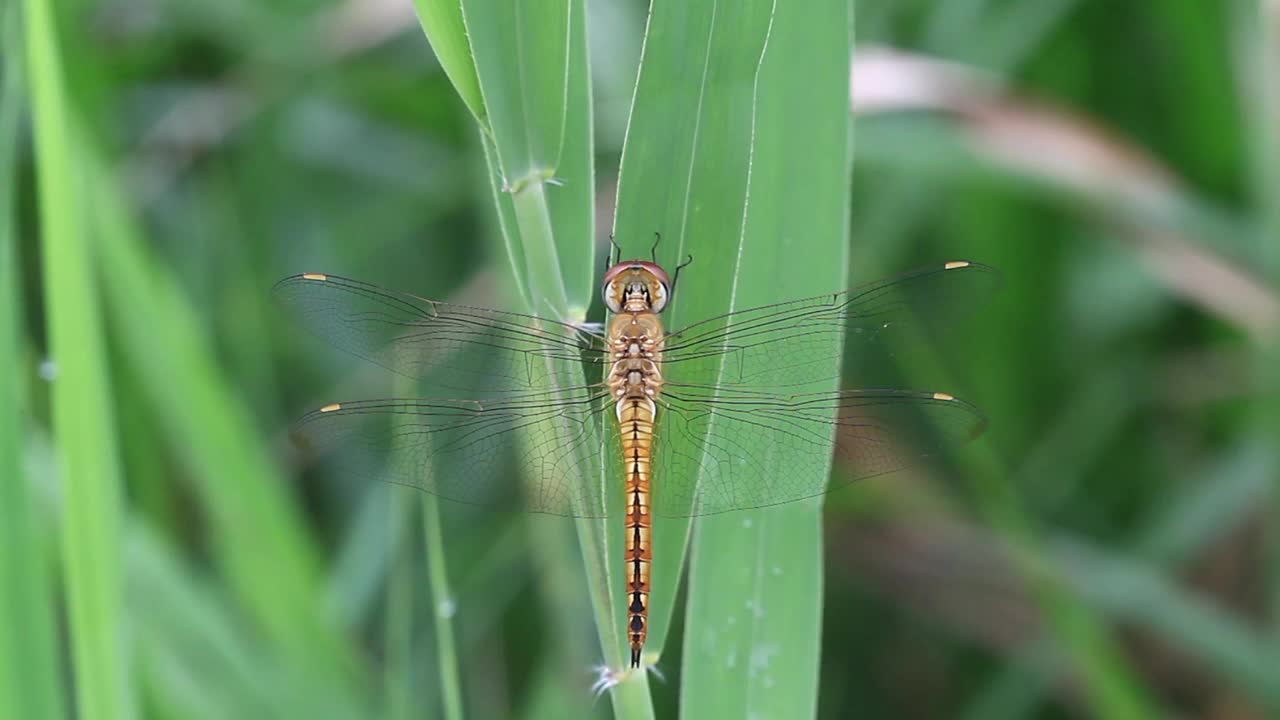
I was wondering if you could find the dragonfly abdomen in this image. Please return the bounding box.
[619,398,654,668]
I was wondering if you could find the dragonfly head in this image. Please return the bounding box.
[603,261,671,314]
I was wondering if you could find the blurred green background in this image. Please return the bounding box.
[5,0,1280,719]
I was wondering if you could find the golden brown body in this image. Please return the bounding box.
[602,262,670,668]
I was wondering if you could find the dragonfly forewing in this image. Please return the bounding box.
[661,261,1000,389]
[274,273,608,397]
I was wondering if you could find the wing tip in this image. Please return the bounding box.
[941,259,1003,284]
[928,391,989,441]
[272,271,333,296]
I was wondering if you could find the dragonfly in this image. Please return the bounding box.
[275,256,995,669]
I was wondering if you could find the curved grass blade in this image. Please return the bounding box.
[412,0,485,126]
[24,0,136,716]
[0,4,66,716]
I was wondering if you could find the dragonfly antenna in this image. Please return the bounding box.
[649,232,662,262]
[672,253,694,292]
[607,234,621,267]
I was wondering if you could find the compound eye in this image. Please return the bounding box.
[603,281,623,313]
[649,281,670,313]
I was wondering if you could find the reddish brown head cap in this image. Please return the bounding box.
[602,260,670,287]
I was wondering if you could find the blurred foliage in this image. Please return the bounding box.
[7,0,1280,719]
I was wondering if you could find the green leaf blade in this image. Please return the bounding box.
[613,11,852,715]
[677,0,852,715]
[452,0,595,312]
[413,0,487,126]
[24,0,134,716]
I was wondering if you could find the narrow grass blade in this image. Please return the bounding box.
[412,0,486,125]
[24,0,135,716]
[0,4,66,717]
[421,492,464,720]
[385,493,415,720]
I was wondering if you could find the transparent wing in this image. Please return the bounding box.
[281,264,992,518]
[661,261,999,388]
[274,273,608,395]
[291,389,617,518]
[652,387,986,516]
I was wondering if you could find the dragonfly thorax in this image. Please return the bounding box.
[606,312,665,407]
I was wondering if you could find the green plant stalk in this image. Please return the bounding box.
[523,514,619,707]
[421,491,464,720]
[410,3,638,715]
[385,489,415,720]
[511,183,570,313]
[480,134,531,303]
[609,672,654,720]
[506,178,631,704]
[0,3,66,717]
[482,126,627,702]
[508,205,635,713]
[486,90,647,720]
[480,119,623,687]
[507,177,623,674]
[24,0,134,716]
